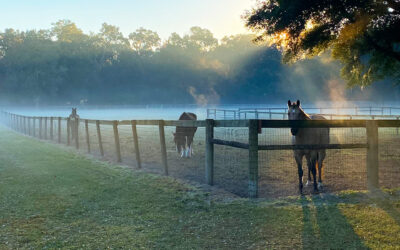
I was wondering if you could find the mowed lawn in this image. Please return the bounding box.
[1,127,400,249]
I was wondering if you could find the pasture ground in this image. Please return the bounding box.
[1,126,400,249]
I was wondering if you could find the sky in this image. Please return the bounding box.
[0,0,256,40]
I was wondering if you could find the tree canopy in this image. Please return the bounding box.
[0,20,399,106]
[246,0,400,86]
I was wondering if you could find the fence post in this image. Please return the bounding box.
[397,117,399,135]
[44,117,48,140]
[23,116,26,134]
[85,119,90,153]
[131,120,141,169]
[33,118,36,137]
[39,117,43,139]
[18,115,21,132]
[15,115,18,131]
[27,117,31,136]
[248,119,259,198]
[205,119,214,185]
[159,120,168,175]
[96,120,104,157]
[50,117,54,140]
[58,117,61,143]
[75,118,79,149]
[366,120,379,191]
[113,120,122,162]
[67,118,71,146]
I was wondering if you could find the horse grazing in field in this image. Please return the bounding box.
[173,112,197,158]
[288,100,329,193]
[68,108,80,141]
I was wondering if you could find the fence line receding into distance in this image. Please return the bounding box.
[1,110,400,198]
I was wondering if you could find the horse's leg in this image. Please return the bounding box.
[188,136,194,157]
[305,154,312,186]
[310,155,318,193]
[180,146,185,158]
[295,152,304,194]
[317,150,325,189]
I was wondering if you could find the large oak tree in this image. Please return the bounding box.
[246,0,400,86]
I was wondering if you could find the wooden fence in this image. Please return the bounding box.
[1,111,400,198]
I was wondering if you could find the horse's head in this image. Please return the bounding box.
[287,100,302,135]
[173,132,185,154]
[72,108,77,116]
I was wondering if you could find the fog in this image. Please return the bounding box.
[1,21,400,115]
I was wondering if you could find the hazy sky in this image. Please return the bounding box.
[0,0,256,40]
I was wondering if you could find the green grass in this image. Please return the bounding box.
[1,127,400,249]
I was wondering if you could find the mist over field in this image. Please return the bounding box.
[1,21,399,108]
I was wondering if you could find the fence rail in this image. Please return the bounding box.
[1,110,400,198]
[207,107,400,120]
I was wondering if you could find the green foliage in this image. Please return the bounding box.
[129,27,161,53]
[246,0,400,86]
[51,20,85,43]
[98,23,129,48]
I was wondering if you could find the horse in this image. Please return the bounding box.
[68,108,80,141]
[287,100,329,193]
[173,112,197,158]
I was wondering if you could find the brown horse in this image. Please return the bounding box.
[173,112,197,158]
[288,100,329,193]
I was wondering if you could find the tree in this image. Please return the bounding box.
[184,27,218,52]
[98,23,129,47]
[129,27,161,53]
[165,32,186,48]
[51,20,85,42]
[246,0,400,86]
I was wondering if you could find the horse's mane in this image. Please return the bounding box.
[299,107,311,120]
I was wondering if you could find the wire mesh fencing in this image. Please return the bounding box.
[213,127,249,196]
[378,127,400,189]
[2,111,400,199]
[258,128,367,197]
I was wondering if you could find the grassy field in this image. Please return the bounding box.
[1,126,400,249]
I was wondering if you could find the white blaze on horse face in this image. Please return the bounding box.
[288,104,301,120]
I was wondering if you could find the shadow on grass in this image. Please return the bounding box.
[301,196,366,249]
[370,189,400,226]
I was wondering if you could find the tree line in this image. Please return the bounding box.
[0,20,398,106]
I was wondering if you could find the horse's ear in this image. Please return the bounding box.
[287,100,291,107]
[296,100,301,106]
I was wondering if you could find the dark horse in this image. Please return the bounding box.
[68,108,80,141]
[288,100,329,193]
[173,112,197,158]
